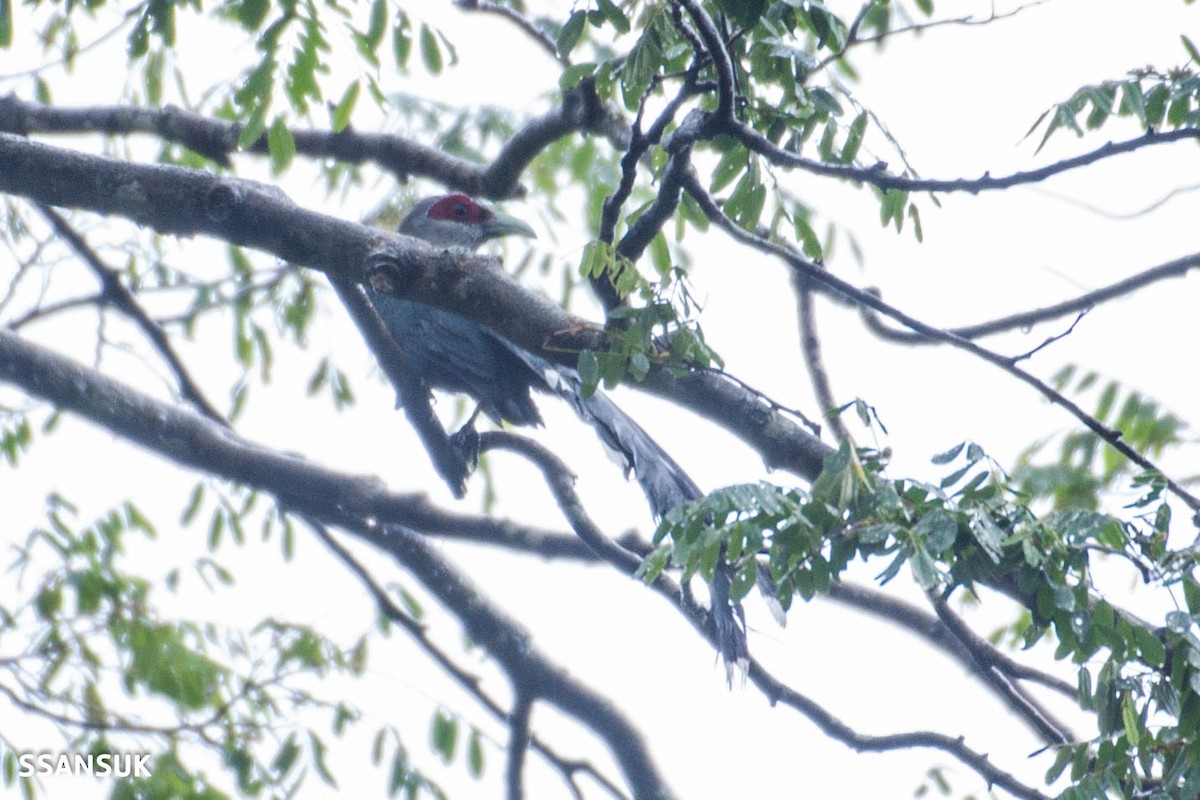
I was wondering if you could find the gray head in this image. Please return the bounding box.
[398,194,536,250]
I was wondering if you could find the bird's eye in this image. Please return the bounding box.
[452,203,467,217]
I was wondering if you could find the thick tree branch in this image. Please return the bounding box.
[472,430,1056,796]
[0,87,607,200]
[306,519,625,799]
[0,327,673,799]
[0,133,830,482]
[672,0,735,125]
[344,520,673,798]
[0,328,1081,797]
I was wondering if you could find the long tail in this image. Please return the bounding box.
[511,348,751,674]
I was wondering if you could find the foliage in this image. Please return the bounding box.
[2,0,1200,798]
[1,493,445,799]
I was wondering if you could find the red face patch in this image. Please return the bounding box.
[426,194,493,226]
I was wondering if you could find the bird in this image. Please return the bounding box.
[358,192,748,674]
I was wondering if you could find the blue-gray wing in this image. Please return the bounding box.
[367,288,747,671]
[366,289,543,427]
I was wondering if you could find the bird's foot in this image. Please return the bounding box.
[449,411,483,471]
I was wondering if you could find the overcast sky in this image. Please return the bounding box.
[4,1,1200,798]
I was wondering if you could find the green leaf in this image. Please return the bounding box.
[1133,625,1165,666]
[419,24,442,75]
[1144,83,1168,127]
[1121,694,1140,746]
[649,232,671,277]
[727,170,766,231]
[467,729,484,778]
[840,112,867,164]
[931,442,964,465]
[267,116,295,174]
[1183,34,1200,65]
[387,750,408,796]
[238,104,269,149]
[578,350,600,397]
[909,547,938,589]
[916,509,957,554]
[1120,80,1146,125]
[715,0,764,29]
[392,14,412,67]
[1168,95,1190,128]
[879,189,907,232]
[792,212,822,259]
[559,61,597,91]
[557,11,585,57]
[710,146,747,193]
[0,0,14,48]
[271,734,300,777]
[36,586,61,619]
[237,0,269,31]
[596,0,630,34]
[431,710,457,763]
[1094,380,1118,422]
[364,0,387,50]
[1045,745,1074,783]
[1185,576,1200,615]
[309,731,337,787]
[969,509,1005,563]
[331,81,360,133]
[181,483,205,525]
[1166,610,1192,633]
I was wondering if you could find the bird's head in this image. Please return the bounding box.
[398,194,536,250]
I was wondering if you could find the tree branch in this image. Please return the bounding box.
[680,171,1200,513]
[826,583,1075,699]
[926,593,1075,745]
[791,274,845,441]
[305,518,626,799]
[452,0,567,67]
[0,86,607,200]
[328,277,471,496]
[0,327,1079,798]
[506,691,534,800]
[0,326,674,799]
[33,204,227,424]
[859,252,1200,344]
[734,122,1200,195]
[0,132,830,482]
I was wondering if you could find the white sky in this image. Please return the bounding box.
[3,0,1200,798]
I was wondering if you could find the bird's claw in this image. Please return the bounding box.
[449,419,481,472]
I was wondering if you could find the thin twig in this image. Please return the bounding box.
[452,0,568,66]
[792,275,845,441]
[860,252,1200,344]
[927,593,1075,745]
[35,204,226,423]
[681,172,1200,514]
